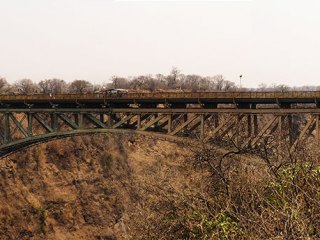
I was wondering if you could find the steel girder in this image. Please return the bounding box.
[0,110,319,157]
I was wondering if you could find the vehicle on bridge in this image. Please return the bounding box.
[105,88,129,95]
[94,88,129,97]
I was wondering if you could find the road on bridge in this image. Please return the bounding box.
[0,91,320,109]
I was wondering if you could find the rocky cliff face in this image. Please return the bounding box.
[0,133,196,240]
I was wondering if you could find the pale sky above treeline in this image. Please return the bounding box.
[1,0,320,88]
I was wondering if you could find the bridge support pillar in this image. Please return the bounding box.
[28,112,33,136]
[251,104,258,135]
[278,115,283,141]
[51,113,58,131]
[4,113,10,143]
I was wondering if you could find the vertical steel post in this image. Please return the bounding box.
[316,114,319,147]
[154,114,159,128]
[251,104,258,136]
[51,113,58,131]
[28,112,33,136]
[100,113,104,124]
[137,114,141,129]
[278,115,283,142]
[76,113,83,129]
[214,114,219,128]
[281,115,286,135]
[247,114,252,137]
[183,114,188,123]
[168,114,172,133]
[253,114,258,136]
[288,114,293,145]
[107,114,113,127]
[200,114,204,139]
[4,113,10,143]
[278,115,282,132]
[75,114,79,127]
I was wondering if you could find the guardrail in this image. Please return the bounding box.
[0,91,320,101]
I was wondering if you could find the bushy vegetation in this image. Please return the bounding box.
[136,139,320,239]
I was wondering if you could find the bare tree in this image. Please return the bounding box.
[223,80,236,91]
[99,70,240,92]
[273,84,290,92]
[129,77,144,90]
[0,77,9,93]
[183,75,202,91]
[68,80,93,93]
[257,83,268,92]
[210,75,236,91]
[144,78,157,92]
[38,79,67,94]
[14,79,39,94]
[155,74,167,89]
[129,75,158,91]
[110,76,129,89]
[212,75,225,91]
[166,67,181,89]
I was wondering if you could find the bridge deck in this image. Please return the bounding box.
[0,91,320,108]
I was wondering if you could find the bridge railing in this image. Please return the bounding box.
[0,91,320,101]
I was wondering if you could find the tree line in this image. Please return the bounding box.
[0,68,237,94]
[0,78,94,95]
[0,68,319,94]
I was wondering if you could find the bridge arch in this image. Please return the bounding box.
[0,128,185,158]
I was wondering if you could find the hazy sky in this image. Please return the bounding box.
[0,0,320,87]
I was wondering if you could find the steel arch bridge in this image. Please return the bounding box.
[1,91,320,157]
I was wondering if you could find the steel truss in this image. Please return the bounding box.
[0,109,319,157]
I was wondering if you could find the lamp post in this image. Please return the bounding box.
[239,75,243,91]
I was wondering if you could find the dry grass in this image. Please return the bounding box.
[0,133,319,239]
